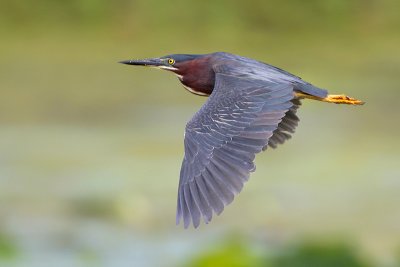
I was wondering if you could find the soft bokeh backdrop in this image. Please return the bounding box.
[0,0,399,266]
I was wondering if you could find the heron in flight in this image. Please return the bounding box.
[120,52,364,228]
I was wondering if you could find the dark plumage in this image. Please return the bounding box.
[120,52,364,228]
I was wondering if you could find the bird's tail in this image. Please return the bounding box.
[295,92,365,105]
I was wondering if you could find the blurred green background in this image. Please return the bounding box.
[0,0,399,266]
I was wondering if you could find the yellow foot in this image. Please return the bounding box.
[295,92,365,105]
[323,94,365,105]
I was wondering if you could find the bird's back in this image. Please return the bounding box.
[210,52,328,98]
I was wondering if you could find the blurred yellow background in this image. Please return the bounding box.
[0,0,399,266]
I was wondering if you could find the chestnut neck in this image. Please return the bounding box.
[174,56,215,96]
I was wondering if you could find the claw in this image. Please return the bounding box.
[295,92,365,105]
[325,94,365,105]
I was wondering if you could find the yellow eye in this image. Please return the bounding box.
[168,58,175,65]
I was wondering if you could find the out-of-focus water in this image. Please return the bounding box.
[1,104,399,266]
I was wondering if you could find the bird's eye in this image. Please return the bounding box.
[168,58,175,65]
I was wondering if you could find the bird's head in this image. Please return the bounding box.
[120,54,215,96]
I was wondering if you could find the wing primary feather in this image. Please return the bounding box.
[230,136,266,150]
[202,168,227,205]
[189,181,212,223]
[183,184,201,228]
[199,173,225,214]
[205,166,235,205]
[217,146,253,163]
[214,149,255,172]
[278,122,296,133]
[209,158,245,192]
[176,192,182,225]
[195,175,221,216]
[226,141,261,154]
[218,143,255,161]
[179,188,191,228]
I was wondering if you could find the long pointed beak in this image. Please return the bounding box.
[119,58,163,67]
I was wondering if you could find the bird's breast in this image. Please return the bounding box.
[178,76,212,96]
[178,72,215,96]
[180,82,209,96]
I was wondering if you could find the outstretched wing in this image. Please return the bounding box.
[265,98,301,150]
[177,72,295,228]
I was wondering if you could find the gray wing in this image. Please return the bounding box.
[265,98,301,150]
[177,72,295,228]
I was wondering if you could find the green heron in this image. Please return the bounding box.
[120,52,364,228]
